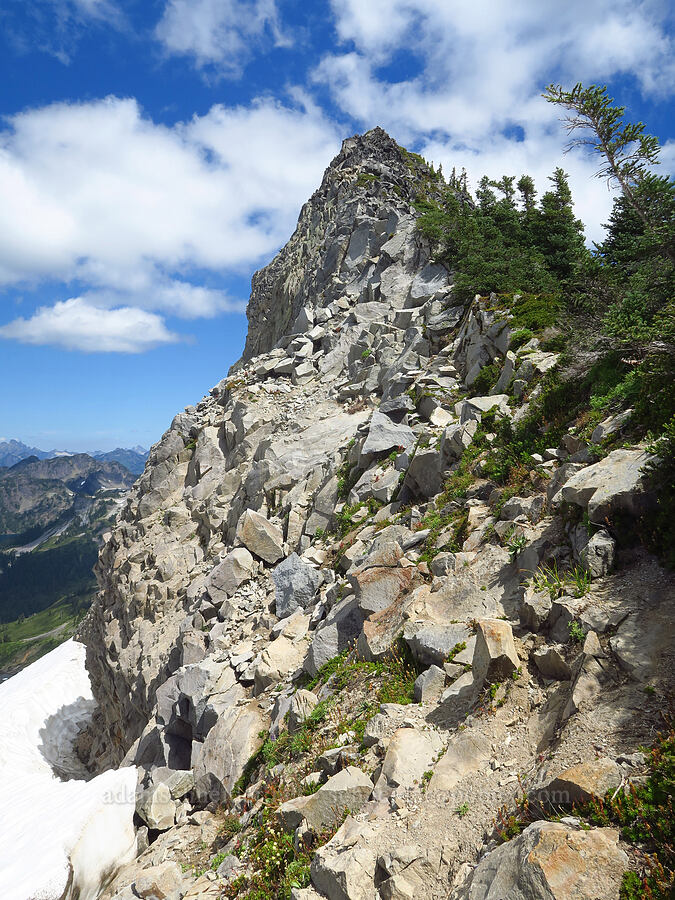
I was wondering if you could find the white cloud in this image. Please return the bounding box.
[0,298,179,353]
[0,95,341,347]
[155,0,288,75]
[57,0,117,21]
[84,280,246,318]
[0,96,339,286]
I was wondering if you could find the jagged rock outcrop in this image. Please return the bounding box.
[79,128,454,769]
[79,128,674,900]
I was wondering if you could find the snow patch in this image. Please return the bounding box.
[0,639,137,900]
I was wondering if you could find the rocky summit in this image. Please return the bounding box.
[74,129,673,900]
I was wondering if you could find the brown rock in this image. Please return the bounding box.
[456,821,627,900]
[472,618,520,683]
[535,758,622,808]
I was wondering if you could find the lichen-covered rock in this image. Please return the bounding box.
[453,821,627,900]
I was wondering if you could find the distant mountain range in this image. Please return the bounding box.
[0,440,148,474]
[0,450,139,634]
[0,453,137,537]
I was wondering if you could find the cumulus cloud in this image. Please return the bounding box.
[0,298,180,353]
[155,0,288,75]
[0,95,341,349]
[83,280,246,318]
[0,96,339,287]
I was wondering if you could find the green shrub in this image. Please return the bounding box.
[510,328,534,350]
[471,362,500,395]
[643,416,675,568]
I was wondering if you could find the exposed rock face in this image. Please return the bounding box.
[79,127,675,900]
[454,821,628,900]
[240,127,446,364]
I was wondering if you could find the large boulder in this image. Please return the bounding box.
[454,821,627,900]
[404,448,443,498]
[560,449,654,522]
[252,635,307,694]
[360,411,416,463]
[441,420,478,464]
[207,548,255,602]
[472,619,520,684]
[532,758,622,809]
[305,598,366,676]
[134,862,185,900]
[455,395,509,424]
[349,564,421,616]
[413,665,446,703]
[192,700,267,794]
[236,509,285,564]
[532,645,572,681]
[311,817,379,900]
[277,766,373,832]
[272,553,321,618]
[288,689,319,733]
[428,729,490,792]
[356,598,410,662]
[579,528,615,578]
[136,783,176,831]
[404,622,472,667]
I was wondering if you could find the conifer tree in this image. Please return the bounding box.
[534,168,587,282]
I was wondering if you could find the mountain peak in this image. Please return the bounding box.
[239,130,446,362]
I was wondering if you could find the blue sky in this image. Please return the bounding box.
[1,0,673,451]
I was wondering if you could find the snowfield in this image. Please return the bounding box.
[0,639,137,900]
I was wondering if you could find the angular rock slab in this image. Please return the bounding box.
[454,821,627,900]
[277,766,373,833]
[428,729,491,792]
[349,564,421,616]
[193,700,267,794]
[136,782,176,831]
[272,552,321,618]
[413,665,446,703]
[311,817,379,900]
[288,688,319,733]
[532,758,622,809]
[236,509,285,564]
[207,548,254,602]
[252,634,307,695]
[134,861,185,900]
[360,411,415,463]
[472,618,520,684]
[560,448,653,522]
[305,598,366,676]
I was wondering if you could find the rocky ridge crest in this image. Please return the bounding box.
[79,129,674,900]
